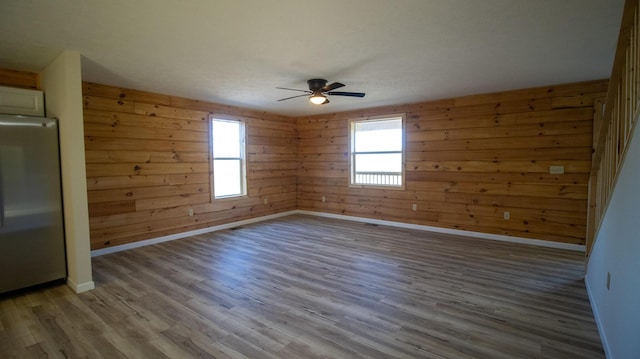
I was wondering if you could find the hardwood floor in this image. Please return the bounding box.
[1,214,604,358]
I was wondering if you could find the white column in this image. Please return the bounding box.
[39,51,94,293]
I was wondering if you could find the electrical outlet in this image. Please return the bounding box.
[322,196,326,202]
[607,272,611,290]
[412,203,417,211]
[188,208,194,217]
[263,198,268,205]
[504,211,510,220]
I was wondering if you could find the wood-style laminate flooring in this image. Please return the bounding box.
[0,214,604,358]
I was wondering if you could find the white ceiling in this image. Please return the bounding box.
[0,0,625,116]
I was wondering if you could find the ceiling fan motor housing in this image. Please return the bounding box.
[276,79,364,103]
[308,79,328,92]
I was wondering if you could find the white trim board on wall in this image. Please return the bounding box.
[92,210,584,257]
[584,276,612,358]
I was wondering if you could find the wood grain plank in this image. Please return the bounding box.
[85,136,208,152]
[87,173,210,191]
[0,68,39,89]
[88,183,209,204]
[84,122,207,142]
[83,109,208,132]
[86,162,210,177]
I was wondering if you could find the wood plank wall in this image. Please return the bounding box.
[0,68,39,89]
[83,82,297,250]
[0,67,608,248]
[297,80,608,245]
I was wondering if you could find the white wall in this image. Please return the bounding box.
[586,120,640,358]
[39,51,94,293]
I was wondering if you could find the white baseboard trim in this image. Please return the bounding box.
[296,210,586,252]
[66,277,95,293]
[92,209,584,257]
[584,274,612,358]
[91,210,298,257]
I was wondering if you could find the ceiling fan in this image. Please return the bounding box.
[277,79,365,105]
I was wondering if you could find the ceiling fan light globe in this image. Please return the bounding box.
[309,94,327,105]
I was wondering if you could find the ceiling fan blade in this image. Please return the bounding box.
[277,94,310,101]
[327,91,366,98]
[322,82,345,92]
[321,98,330,105]
[276,87,311,94]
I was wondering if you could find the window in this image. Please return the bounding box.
[350,115,404,188]
[211,117,246,198]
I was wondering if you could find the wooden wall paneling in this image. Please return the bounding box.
[407,107,595,132]
[83,78,606,249]
[83,95,136,112]
[247,169,298,179]
[89,204,199,230]
[83,81,297,249]
[406,120,592,142]
[413,133,593,152]
[442,192,587,213]
[84,122,207,142]
[99,198,297,248]
[406,147,592,161]
[88,201,136,218]
[85,150,209,164]
[134,192,212,212]
[297,80,607,245]
[0,68,39,89]
[83,82,172,105]
[88,183,209,204]
[405,171,590,186]
[405,160,591,174]
[134,102,208,121]
[86,162,210,177]
[87,173,210,191]
[83,109,208,132]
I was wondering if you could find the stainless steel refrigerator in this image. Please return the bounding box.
[0,114,66,294]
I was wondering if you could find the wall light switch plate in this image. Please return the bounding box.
[549,165,565,174]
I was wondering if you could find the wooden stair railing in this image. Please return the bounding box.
[586,0,640,260]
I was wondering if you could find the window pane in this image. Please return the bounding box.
[354,153,402,173]
[214,159,242,197]
[350,116,404,187]
[212,120,241,158]
[353,153,402,186]
[354,118,402,152]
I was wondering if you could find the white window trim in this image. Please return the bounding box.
[349,114,406,190]
[210,115,247,200]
